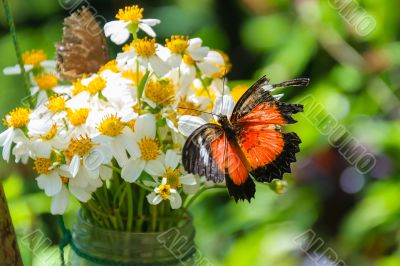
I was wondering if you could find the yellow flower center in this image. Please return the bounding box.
[125,119,136,131]
[132,38,156,57]
[138,137,160,161]
[231,85,249,103]
[33,158,52,175]
[145,79,175,106]
[177,96,201,116]
[158,183,171,200]
[22,49,47,66]
[98,115,125,137]
[165,35,189,54]
[122,70,143,86]
[116,5,143,23]
[183,54,195,65]
[164,167,181,189]
[87,76,106,95]
[46,95,66,113]
[3,107,30,128]
[99,60,118,73]
[71,78,87,96]
[34,73,58,90]
[64,135,94,159]
[67,108,90,127]
[40,124,57,140]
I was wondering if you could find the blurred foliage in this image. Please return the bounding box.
[1,0,400,265]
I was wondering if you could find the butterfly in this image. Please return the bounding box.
[181,76,309,201]
[56,7,109,81]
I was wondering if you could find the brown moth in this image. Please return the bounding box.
[56,7,109,81]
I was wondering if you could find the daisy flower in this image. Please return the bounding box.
[104,5,160,45]
[161,36,209,69]
[3,49,56,75]
[146,177,182,209]
[121,114,163,182]
[0,107,31,162]
[64,135,111,178]
[145,150,197,193]
[93,114,136,167]
[117,37,170,77]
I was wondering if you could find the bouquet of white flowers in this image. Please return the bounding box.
[0,4,234,232]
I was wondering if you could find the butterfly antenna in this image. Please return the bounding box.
[177,106,219,117]
[272,78,310,89]
[221,70,228,113]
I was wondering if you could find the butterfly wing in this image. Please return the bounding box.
[56,7,109,81]
[231,76,308,122]
[232,76,307,182]
[182,123,225,183]
[182,123,255,201]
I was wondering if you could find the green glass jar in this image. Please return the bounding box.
[69,210,196,266]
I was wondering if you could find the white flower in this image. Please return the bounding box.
[121,114,163,182]
[116,38,170,77]
[179,50,224,89]
[0,108,31,162]
[145,150,197,192]
[104,5,160,45]
[178,95,235,136]
[66,135,111,178]
[93,113,136,167]
[3,49,55,75]
[146,177,182,209]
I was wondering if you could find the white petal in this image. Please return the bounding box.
[140,19,161,26]
[205,51,224,65]
[143,180,157,187]
[134,114,156,139]
[83,150,103,172]
[179,64,196,89]
[70,155,81,177]
[147,192,163,205]
[104,21,131,45]
[165,150,180,169]
[0,128,14,162]
[36,173,62,196]
[167,54,182,68]
[3,65,22,75]
[138,23,156,37]
[145,160,165,176]
[197,61,221,76]
[213,95,235,118]
[99,165,112,181]
[69,184,92,202]
[121,159,145,182]
[187,38,202,49]
[41,60,56,69]
[180,174,197,185]
[169,193,182,209]
[178,115,207,137]
[31,140,51,158]
[51,186,69,215]
[110,139,128,167]
[149,56,170,77]
[30,86,39,96]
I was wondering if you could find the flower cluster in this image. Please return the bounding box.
[0,5,235,215]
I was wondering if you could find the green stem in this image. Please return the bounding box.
[104,164,121,174]
[184,185,226,209]
[126,184,133,231]
[135,188,146,232]
[2,0,32,107]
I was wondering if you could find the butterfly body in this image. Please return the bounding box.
[182,76,309,201]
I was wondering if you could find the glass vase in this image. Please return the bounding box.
[69,210,197,266]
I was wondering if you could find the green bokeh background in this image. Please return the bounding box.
[1,0,400,265]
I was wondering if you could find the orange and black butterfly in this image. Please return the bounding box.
[182,76,309,201]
